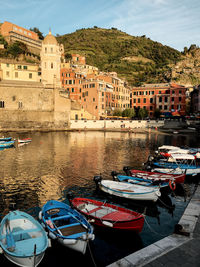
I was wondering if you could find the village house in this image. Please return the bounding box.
[131,83,187,117]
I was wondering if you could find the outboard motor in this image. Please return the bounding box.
[111,171,118,181]
[123,166,131,176]
[93,175,102,189]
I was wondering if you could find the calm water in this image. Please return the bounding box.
[0,131,200,266]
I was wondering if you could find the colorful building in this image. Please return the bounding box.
[131,83,187,117]
[0,21,42,54]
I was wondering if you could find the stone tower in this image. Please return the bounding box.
[40,30,63,87]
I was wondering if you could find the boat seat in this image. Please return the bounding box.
[57,222,81,229]
[14,236,46,256]
[51,215,71,221]
[58,223,87,237]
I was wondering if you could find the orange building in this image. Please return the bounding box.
[0,21,42,54]
[131,83,187,117]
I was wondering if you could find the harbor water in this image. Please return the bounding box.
[0,131,199,266]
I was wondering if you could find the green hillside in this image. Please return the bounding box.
[57,27,182,86]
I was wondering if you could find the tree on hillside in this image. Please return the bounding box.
[7,41,28,58]
[0,34,8,48]
[29,27,44,40]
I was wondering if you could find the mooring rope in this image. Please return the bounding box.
[157,196,175,210]
[87,240,97,267]
[144,216,166,237]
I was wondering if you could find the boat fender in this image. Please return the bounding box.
[102,221,113,227]
[88,233,95,240]
[111,171,118,180]
[148,155,154,162]
[63,239,77,245]
[156,190,161,197]
[169,180,176,191]
[49,232,57,240]
[38,211,42,220]
[0,247,3,254]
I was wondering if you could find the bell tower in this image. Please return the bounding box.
[40,30,62,87]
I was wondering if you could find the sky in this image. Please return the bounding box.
[0,0,199,52]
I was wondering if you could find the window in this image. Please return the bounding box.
[93,98,95,102]
[45,47,47,53]
[71,88,74,92]
[165,97,168,102]
[0,101,5,108]
[23,66,27,70]
[150,98,153,104]
[143,98,146,103]
[164,105,168,110]
[6,64,9,67]
[18,102,23,109]
[51,47,53,53]
[15,72,18,78]
[138,99,140,103]
[6,71,9,77]
[18,65,22,69]
[179,97,182,102]
[29,73,32,79]
[171,97,174,102]
[159,97,162,102]
[51,63,53,69]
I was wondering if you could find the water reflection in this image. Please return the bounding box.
[0,131,199,266]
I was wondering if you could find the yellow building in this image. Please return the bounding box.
[0,59,40,82]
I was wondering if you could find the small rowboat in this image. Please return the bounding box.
[68,197,144,232]
[18,138,32,144]
[0,137,12,142]
[39,200,95,254]
[123,167,185,184]
[94,176,161,202]
[0,210,48,267]
[111,171,169,189]
[0,141,15,149]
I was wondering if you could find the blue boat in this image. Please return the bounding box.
[0,137,12,142]
[0,210,48,267]
[111,172,168,189]
[39,200,95,254]
[0,141,15,149]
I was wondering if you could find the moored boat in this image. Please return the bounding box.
[68,196,145,232]
[0,210,48,267]
[0,137,12,142]
[0,141,15,149]
[94,176,161,202]
[18,138,32,144]
[39,200,95,254]
[111,171,169,189]
[123,166,185,183]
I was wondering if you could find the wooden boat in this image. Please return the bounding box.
[18,138,32,144]
[152,154,200,176]
[0,210,48,267]
[94,176,161,202]
[123,167,185,183]
[0,141,15,149]
[0,137,12,142]
[68,196,144,232]
[39,200,95,254]
[111,171,169,189]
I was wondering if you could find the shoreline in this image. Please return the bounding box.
[107,183,200,267]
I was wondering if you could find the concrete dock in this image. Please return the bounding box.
[108,184,200,267]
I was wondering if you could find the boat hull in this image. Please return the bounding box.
[4,251,45,267]
[125,168,185,183]
[98,180,161,202]
[70,198,144,232]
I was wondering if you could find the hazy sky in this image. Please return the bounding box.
[0,0,199,52]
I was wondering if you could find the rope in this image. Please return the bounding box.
[144,216,166,237]
[157,196,175,210]
[87,240,97,267]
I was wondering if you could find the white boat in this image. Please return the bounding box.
[94,176,161,202]
[0,210,48,267]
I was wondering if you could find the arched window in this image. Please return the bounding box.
[51,63,53,69]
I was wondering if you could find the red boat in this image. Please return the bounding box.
[123,167,185,184]
[69,197,144,232]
